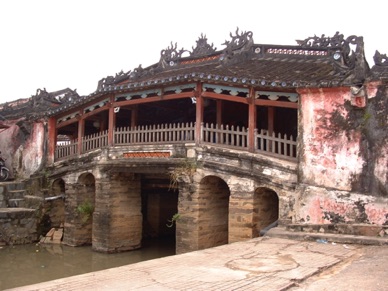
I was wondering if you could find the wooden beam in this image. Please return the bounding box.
[56,118,78,129]
[201,91,249,104]
[254,99,298,109]
[83,106,109,119]
[112,91,194,107]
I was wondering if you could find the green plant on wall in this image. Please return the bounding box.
[166,213,180,228]
[77,200,94,223]
[169,159,196,190]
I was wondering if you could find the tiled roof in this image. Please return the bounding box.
[89,31,368,95]
[45,30,374,116]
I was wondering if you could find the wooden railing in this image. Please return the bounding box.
[254,129,297,161]
[82,130,108,153]
[55,139,78,160]
[114,123,195,145]
[201,123,248,150]
[55,122,297,162]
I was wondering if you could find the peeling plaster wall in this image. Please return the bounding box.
[0,124,21,178]
[374,148,388,192]
[0,120,45,179]
[21,122,45,177]
[299,88,364,191]
[296,83,388,227]
[295,186,388,225]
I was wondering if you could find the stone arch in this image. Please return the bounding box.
[51,178,65,195]
[198,175,230,249]
[78,172,96,187]
[253,187,279,236]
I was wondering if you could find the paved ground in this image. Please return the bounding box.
[7,234,388,291]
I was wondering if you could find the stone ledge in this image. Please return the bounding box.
[0,207,36,213]
[266,227,388,246]
[285,223,388,237]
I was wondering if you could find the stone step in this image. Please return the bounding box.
[7,189,26,199]
[7,198,25,208]
[5,181,27,191]
[0,207,36,218]
[40,227,64,244]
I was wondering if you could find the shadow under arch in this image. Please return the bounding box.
[198,175,230,250]
[253,187,279,236]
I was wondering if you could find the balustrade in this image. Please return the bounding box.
[55,139,78,160]
[54,122,296,161]
[201,123,248,150]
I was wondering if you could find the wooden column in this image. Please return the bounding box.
[100,112,107,132]
[108,95,115,146]
[216,100,222,126]
[131,105,138,128]
[268,106,274,152]
[77,110,84,155]
[195,82,203,144]
[268,107,274,135]
[248,87,256,152]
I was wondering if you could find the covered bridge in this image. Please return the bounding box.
[0,29,387,253]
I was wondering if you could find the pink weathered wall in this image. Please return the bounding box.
[296,84,388,226]
[0,123,20,178]
[0,119,46,178]
[299,88,364,191]
[21,122,46,177]
[296,186,388,225]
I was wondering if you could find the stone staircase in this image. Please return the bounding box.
[0,180,44,245]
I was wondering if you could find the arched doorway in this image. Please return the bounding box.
[198,176,230,249]
[253,187,279,236]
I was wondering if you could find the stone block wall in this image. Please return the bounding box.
[93,172,142,253]
[196,176,229,250]
[0,185,4,207]
[177,170,278,254]
[0,209,37,244]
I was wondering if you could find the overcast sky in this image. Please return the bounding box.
[0,0,387,104]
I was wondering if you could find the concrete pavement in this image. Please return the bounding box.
[9,232,386,291]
